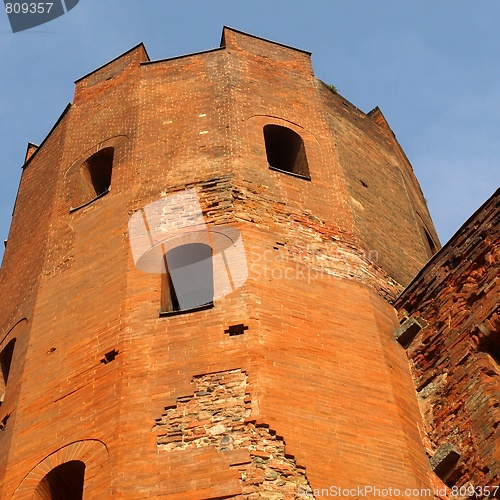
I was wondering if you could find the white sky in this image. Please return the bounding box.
[1,0,499,264]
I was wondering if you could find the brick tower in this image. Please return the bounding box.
[0,28,442,498]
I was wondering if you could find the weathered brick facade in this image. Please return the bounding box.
[395,188,500,493]
[0,27,479,499]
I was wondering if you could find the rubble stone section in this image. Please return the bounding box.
[154,369,315,499]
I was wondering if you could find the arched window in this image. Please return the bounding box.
[423,226,437,256]
[263,125,310,179]
[0,339,15,405]
[416,212,439,259]
[161,243,214,315]
[33,461,85,500]
[73,147,114,209]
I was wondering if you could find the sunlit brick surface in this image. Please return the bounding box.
[395,189,500,490]
[0,28,441,498]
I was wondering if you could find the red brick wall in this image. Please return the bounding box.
[395,189,500,489]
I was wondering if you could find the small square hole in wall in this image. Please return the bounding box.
[224,324,248,337]
[394,317,424,348]
[429,442,461,484]
[100,350,118,364]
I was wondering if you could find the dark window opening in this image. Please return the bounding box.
[72,147,114,210]
[263,125,310,179]
[423,227,437,256]
[0,339,16,406]
[0,413,10,431]
[487,343,500,367]
[161,243,214,315]
[34,460,85,500]
[479,336,500,369]
[161,253,180,313]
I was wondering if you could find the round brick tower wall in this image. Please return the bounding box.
[0,28,439,498]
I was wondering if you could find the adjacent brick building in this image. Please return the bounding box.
[0,27,496,499]
[394,188,500,492]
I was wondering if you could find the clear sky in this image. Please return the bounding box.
[1,1,499,264]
